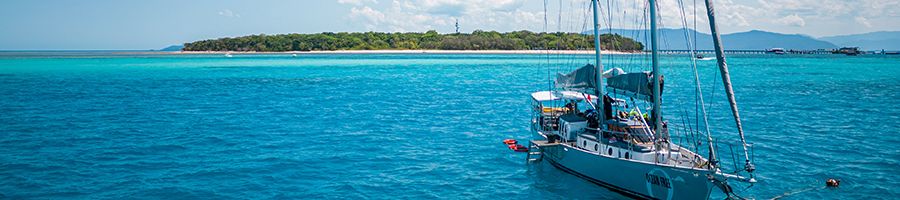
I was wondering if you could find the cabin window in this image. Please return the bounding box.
[594,144,598,151]
[625,152,630,159]
[608,148,612,155]
[583,141,587,147]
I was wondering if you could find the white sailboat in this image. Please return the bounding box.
[525,0,757,199]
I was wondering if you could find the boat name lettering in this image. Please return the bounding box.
[645,173,671,188]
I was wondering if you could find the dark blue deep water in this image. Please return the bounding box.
[1,53,898,199]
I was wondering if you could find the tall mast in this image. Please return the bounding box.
[703,0,750,171]
[591,0,605,124]
[649,0,662,141]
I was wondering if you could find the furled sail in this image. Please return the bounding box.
[556,65,628,93]
[555,64,597,92]
[605,72,663,99]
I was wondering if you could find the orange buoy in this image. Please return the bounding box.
[503,139,518,145]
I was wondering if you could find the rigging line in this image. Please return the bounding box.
[556,0,563,82]
[579,0,590,66]
[678,109,691,151]
[676,0,713,150]
[605,0,615,65]
[544,0,552,94]
[692,0,700,140]
[625,0,642,72]
[563,0,571,68]
[641,1,650,73]
[570,0,583,71]
[683,107,700,155]
[705,57,719,121]
[693,0,698,52]
[657,4,671,53]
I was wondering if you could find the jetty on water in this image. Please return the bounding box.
[648,48,895,55]
[650,49,844,55]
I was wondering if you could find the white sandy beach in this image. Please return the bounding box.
[162,49,638,55]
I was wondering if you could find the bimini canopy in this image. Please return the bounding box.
[531,91,598,102]
[606,72,663,98]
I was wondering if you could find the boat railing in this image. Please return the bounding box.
[665,134,756,173]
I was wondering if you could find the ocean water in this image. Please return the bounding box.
[0,53,898,199]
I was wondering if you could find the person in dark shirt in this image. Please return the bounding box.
[602,95,613,120]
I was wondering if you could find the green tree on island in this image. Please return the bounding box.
[183,30,643,52]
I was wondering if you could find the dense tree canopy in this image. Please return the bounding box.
[183,30,643,52]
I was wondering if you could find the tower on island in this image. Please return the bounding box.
[455,18,460,34]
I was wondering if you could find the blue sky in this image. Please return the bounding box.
[1,0,897,50]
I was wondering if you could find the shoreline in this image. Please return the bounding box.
[152,49,639,55]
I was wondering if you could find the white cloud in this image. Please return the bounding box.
[218,9,240,18]
[776,14,805,27]
[338,0,378,6]
[756,0,898,20]
[339,0,897,36]
[345,0,541,32]
[855,16,872,28]
[350,6,386,30]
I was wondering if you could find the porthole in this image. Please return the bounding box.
[594,144,598,151]
[583,141,587,147]
[608,148,613,155]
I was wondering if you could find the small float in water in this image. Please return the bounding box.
[503,139,528,152]
[508,144,529,152]
[503,139,518,145]
[826,179,840,187]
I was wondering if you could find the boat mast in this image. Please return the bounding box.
[703,0,751,171]
[648,0,662,142]
[591,0,605,124]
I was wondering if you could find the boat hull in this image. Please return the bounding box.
[541,144,714,200]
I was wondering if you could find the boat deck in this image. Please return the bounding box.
[530,140,561,147]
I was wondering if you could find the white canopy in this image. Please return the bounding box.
[531,91,558,101]
[531,91,598,102]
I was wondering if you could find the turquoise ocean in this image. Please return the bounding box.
[1,52,898,199]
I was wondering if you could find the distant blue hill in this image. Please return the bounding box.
[159,45,184,51]
[820,31,900,51]
[589,28,837,50]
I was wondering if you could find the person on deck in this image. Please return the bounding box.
[603,95,613,121]
[565,101,579,114]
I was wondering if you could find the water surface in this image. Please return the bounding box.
[1,53,898,199]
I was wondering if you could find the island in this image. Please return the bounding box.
[182,30,643,52]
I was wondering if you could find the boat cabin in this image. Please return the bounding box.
[530,90,697,166]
